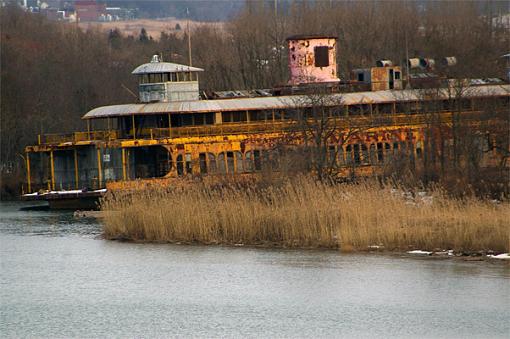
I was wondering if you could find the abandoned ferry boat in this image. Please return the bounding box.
[22,35,510,208]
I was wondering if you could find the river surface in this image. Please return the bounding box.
[1,201,509,338]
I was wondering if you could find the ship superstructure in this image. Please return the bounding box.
[22,35,510,208]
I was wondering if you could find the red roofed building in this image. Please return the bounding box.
[75,0,106,22]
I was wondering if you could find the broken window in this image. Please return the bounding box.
[369,144,377,164]
[199,153,207,174]
[176,154,184,176]
[328,145,337,165]
[205,113,214,124]
[253,150,262,171]
[314,46,329,67]
[393,142,399,157]
[338,147,345,166]
[348,105,370,116]
[194,113,204,125]
[185,153,192,174]
[345,145,352,165]
[217,153,226,174]
[226,152,235,173]
[385,143,392,162]
[377,143,384,163]
[249,111,265,122]
[245,151,254,172]
[235,152,244,173]
[181,114,193,126]
[232,111,247,123]
[377,103,393,115]
[222,112,231,123]
[361,144,369,164]
[208,153,217,174]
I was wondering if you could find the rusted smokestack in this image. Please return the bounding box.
[286,34,339,85]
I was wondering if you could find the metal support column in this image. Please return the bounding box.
[96,148,103,188]
[50,151,55,190]
[168,113,172,138]
[74,149,79,189]
[132,115,136,139]
[26,152,31,193]
[122,148,127,180]
[87,120,91,140]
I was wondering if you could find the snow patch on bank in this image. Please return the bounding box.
[487,253,510,260]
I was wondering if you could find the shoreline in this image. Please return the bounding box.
[102,235,510,262]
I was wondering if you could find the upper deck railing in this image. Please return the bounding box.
[36,108,505,146]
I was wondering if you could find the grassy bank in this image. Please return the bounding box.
[101,177,509,253]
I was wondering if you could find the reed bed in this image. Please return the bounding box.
[101,176,509,252]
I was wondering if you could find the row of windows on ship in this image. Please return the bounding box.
[124,141,424,179]
[106,96,506,131]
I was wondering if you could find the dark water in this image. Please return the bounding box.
[1,202,509,338]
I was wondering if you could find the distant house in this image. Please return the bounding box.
[75,0,105,22]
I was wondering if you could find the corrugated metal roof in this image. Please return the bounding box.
[83,85,510,119]
[132,62,204,74]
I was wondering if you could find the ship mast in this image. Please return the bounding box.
[187,7,192,66]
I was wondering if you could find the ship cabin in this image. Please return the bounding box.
[22,35,510,198]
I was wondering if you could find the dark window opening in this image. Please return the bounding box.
[217,153,226,174]
[199,153,207,174]
[369,144,377,164]
[394,71,401,80]
[235,152,244,173]
[208,153,217,174]
[346,145,352,165]
[314,46,329,67]
[253,150,262,171]
[181,114,193,126]
[205,113,214,124]
[194,113,205,125]
[416,147,422,159]
[185,153,192,174]
[133,146,170,179]
[171,114,181,127]
[226,152,235,173]
[353,144,361,165]
[176,154,184,176]
[357,73,364,82]
[232,111,247,123]
[328,145,336,165]
[377,143,384,163]
[378,103,393,114]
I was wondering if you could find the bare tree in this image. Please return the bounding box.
[285,86,371,181]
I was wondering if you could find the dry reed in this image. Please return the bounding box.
[101,176,509,252]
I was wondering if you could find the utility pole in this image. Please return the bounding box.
[405,30,411,89]
[187,7,192,66]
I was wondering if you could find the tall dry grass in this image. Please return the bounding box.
[101,176,509,252]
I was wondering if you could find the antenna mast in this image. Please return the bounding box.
[187,7,192,66]
[405,30,411,89]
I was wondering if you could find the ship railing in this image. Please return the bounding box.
[143,122,293,140]
[38,130,119,145]
[36,109,499,146]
